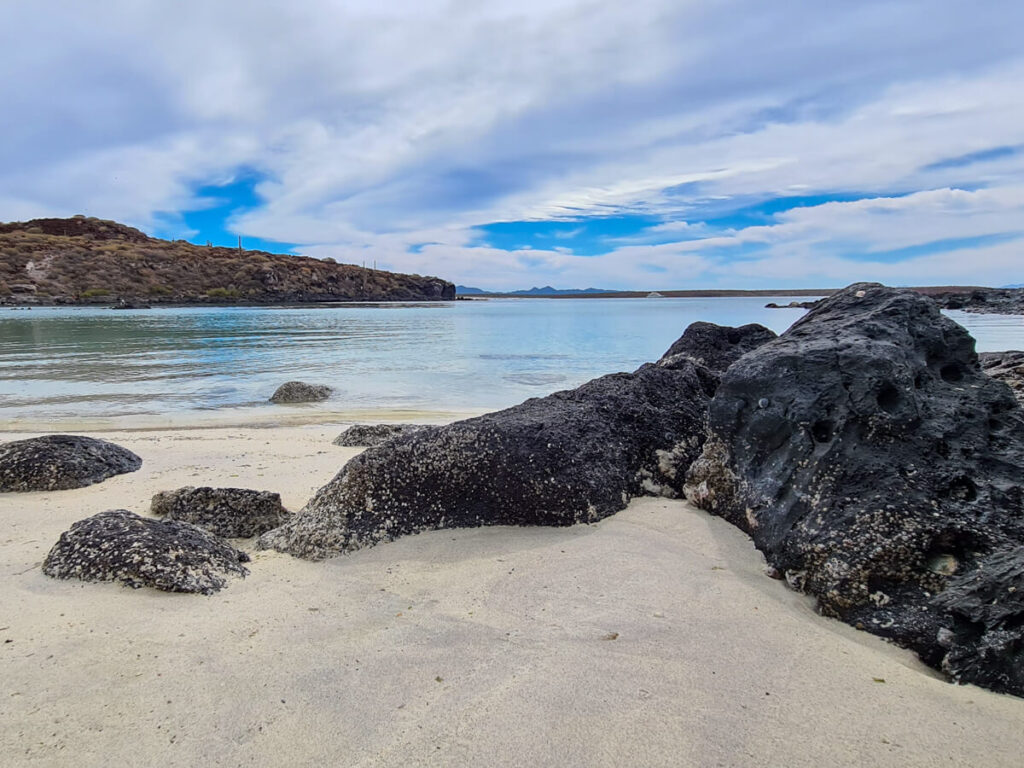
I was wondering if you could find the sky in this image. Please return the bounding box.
[1,1,1022,291]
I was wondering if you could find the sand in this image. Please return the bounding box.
[1,424,1022,767]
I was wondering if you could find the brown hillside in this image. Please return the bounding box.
[0,215,454,304]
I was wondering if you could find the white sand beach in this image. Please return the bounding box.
[1,424,1022,767]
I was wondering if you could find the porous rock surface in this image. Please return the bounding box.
[258,322,776,559]
[332,424,429,447]
[0,435,142,492]
[42,509,250,594]
[684,282,1024,696]
[269,381,332,403]
[151,486,290,538]
[979,351,1024,403]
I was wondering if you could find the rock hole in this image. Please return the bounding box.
[946,477,978,502]
[877,383,901,413]
[811,420,834,443]
[913,373,924,389]
[940,363,964,383]
[989,418,1004,432]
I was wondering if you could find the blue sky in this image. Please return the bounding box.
[2,1,1023,290]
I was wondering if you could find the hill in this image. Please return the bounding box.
[456,284,612,296]
[0,216,454,305]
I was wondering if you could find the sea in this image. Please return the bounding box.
[2,297,1022,428]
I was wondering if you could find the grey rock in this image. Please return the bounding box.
[684,282,1024,696]
[269,381,332,403]
[151,486,290,538]
[42,509,250,594]
[332,424,429,447]
[0,435,142,492]
[259,323,776,560]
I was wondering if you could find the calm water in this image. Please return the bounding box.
[1,298,1022,426]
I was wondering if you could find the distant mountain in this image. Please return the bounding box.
[456,284,615,296]
[0,216,455,305]
[1002,283,1024,289]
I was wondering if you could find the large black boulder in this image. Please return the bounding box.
[42,509,250,594]
[0,435,142,492]
[151,486,290,538]
[258,322,776,559]
[684,283,1024,695]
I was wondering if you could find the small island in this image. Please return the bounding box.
[0,216,454,305]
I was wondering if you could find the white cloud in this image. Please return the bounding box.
[1,1,1023,288]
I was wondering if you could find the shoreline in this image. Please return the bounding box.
[2,422,1021,766]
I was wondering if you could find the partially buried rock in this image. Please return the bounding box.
[0,435,142,492]
[151,486,290,538]
[332,423,428,447]
[684,282,1024,696]
[42,509,250,594]
[269,381,332,404]
[258,322,775,560]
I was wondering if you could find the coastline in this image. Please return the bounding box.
[2,422,1022,767]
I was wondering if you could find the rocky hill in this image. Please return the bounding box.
[0,216,454,305]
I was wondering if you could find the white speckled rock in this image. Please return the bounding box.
[0,435,141,492]
[42,510,250,594]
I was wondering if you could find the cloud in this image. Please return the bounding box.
[1,1,1023,288]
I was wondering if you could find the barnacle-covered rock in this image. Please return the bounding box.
[151,486,290,538]
[332,424,428,447]
[42,510,250,594]
[0,435,141,492]
[269,381,332,403]
[259,323,776,560]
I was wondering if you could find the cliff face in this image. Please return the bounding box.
[0,216,455,304]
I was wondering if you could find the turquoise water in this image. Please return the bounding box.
[1,298,1022,425]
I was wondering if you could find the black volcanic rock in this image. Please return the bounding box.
[930,287,1024,315]
[332,424,429,447]
[258,323,776,560]
[684,282,1024,695]
[0,435,142,492]
[42,510,250,594]
[979,351,1024,403]
[658,321,778,372]
[269,381,332,404]
[151,486,290,538]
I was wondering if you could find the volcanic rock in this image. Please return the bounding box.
[332,424,429,447]
[684,282,1024,695]
[0,435,142,492]
[42,509,250,594]
[151,486,290,538]
[259,322,776,560]
[979,351,1024,403]
[269,381,332,404]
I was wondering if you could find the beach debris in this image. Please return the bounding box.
[0,434,142,492]
[150,486,290,538]
[684,282,1024,697]
[42,509,250,594]
[257,322,776,559]
[269,381,332,404]
[332,423,429,447]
